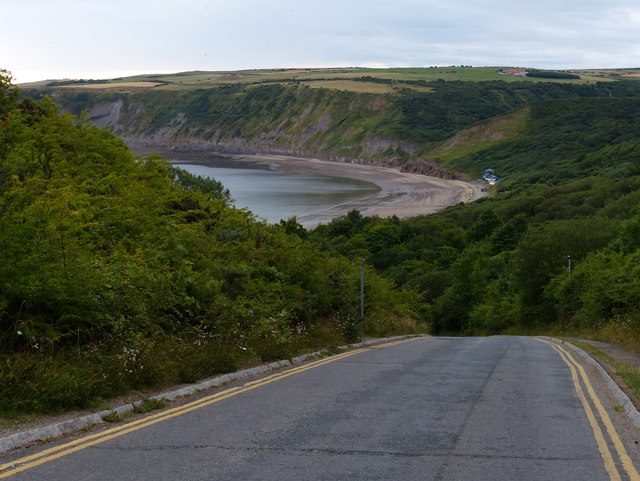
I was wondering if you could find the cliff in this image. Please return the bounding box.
[35,78,630,180]
[51,85,422,169]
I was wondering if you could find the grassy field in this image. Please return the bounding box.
[302,79,434,94]
[22,66,638,92]
[60,81,164,89]
[569,68,640,82]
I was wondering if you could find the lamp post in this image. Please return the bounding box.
[567,255,572,279]
[360,259,365,328]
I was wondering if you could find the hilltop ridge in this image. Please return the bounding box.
[23,67,640,181]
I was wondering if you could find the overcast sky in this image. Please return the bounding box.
[4,0,640,83]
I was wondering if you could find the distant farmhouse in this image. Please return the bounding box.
[498,68,528,77]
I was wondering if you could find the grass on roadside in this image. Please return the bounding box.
[101,411,127,423]
[564,339,640,401]
[133,398,167,414]
[0,315,423,421]
[99,399,168,424]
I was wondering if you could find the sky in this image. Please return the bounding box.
[4,0,640,83]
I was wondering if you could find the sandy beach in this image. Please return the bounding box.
[164,149,487,227]
[223,154,487,227]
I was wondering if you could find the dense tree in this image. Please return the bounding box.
[312,174,640,334]
[1,121,407,343]
[1,75,418,414]
[6,69,640,413]
[0,69,19,117]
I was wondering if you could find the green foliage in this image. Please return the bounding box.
[8,69,640,418]
[513,217,616,323]
[133,398,167,414]
[444,98,640,184]
[526,70,581,80]
[391,80,631,143]
[302,81,640,336]
[312,173,640,335]
[45,79,109,87]
[278,217,307,239]
[102,411,125,423]
[0,79,417,416]
[170,164,230,200]
[35,78,640,170]
[0,69,19,117]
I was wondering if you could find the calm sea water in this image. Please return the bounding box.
[175,163,379,223]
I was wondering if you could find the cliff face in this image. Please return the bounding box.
[35,77,637,182]
[400,158,469,180]
[48,84,466,179]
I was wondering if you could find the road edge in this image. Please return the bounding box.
[541,336,640,430]
[0,335,423,454]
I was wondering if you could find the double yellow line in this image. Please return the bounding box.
[538,338,639,481]
[0,338,419,478]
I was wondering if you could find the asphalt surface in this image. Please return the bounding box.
[2,336,639,481]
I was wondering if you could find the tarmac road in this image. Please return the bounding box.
[1,336,639,481]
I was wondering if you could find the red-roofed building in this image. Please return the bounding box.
[499,68,528,77]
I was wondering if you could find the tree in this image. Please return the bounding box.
[0,69,19,117]
[513,217,615,323]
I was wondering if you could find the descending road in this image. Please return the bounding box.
[1,337,639,480]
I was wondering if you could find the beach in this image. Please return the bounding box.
[233,154,487,227]
[166,151,487,227]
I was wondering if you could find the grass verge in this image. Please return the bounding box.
[133,398,167,414]
[564,339,640,401]
[0,317,424,421]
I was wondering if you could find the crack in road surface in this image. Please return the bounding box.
[335,361,409,367]
[93,443,597,462]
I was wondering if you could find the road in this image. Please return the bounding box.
[1,336,639,480]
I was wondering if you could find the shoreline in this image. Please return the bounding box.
[151,150,487,227]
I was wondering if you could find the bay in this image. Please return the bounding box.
[174,163,380,224]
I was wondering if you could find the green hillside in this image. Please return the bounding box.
[429,97,640,185]
[26,73,640,176]
[310,94,640,347]
[6,66,640,416]
[0,71,416,416]
[21,66,640,91]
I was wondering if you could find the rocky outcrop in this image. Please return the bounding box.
[85,99,124,127]
[400,158,469,180]
[69,91,466,181]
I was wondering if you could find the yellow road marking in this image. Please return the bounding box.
[0,338,421,478]
[543,342,622,481]
[558,343,640,481]
[0,349,364,476]
[538,338,640,481]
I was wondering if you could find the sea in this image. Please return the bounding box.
[174,163,380,225]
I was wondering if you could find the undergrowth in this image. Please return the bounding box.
[0,318,423,418]
[133,398,167,414]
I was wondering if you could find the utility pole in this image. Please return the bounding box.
[567,255,572,279]
[360,259,365,327]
